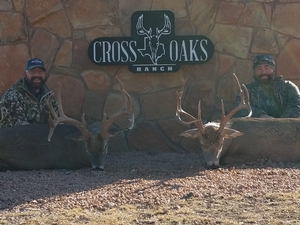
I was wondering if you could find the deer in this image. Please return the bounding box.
[176,74,300,169]
[0,77,134,171]
[136,13,171,64]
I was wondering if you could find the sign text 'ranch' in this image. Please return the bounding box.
[88,10,214,73]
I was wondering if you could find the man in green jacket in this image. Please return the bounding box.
[0,58,59,127]
[234,54,300,118]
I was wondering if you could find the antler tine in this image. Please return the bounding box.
[217,73,252,133]
[176,92,196,124]
[47,82,89,142]
[136,14,151,37]
[241,83,252,117]
[157,14,171,38]
[136,15,143,31]
[175,79,205,134]
[116,76,128,108]
[48,84,64,126]
[100,77,133,139]
[47,92,57,141]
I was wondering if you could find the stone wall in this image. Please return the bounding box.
[1,0,300,154]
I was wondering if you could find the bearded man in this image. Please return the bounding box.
[0,58,59,127]
[234,54,300,118]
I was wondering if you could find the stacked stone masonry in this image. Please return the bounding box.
[1,0,300,153]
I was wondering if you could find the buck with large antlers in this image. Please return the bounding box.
[176,74,300,168]
[136,13,171,64]
[0,77,134,171]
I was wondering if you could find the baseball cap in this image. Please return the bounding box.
[253,54,275,70]
[25,58,46,71]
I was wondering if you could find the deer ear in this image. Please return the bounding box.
[180,128,200,139]
[222,128,244,139]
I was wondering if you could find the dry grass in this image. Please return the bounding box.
[1,191,300,224]
[0,152,300,224]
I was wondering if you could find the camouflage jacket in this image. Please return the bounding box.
[0,78,59,127]
[234,76,300,118]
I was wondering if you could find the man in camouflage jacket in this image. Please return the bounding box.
[234,54,300,118]
[0,58,59,127]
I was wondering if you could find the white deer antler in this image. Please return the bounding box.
[100,77,134,140]
[156,14,171,38]
[217,73,252,134]
[176,78,205,135]
[47,77,134,142]
[176,74,252,135]
[47,82,90,142]
[136,15,152,38]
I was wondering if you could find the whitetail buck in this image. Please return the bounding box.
[0,77,134,171]
[176,74,300,168]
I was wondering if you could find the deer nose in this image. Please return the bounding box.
[207,164,219,170]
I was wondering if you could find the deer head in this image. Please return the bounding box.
[47,76,134,170]
[176,74,252,169]
[136,13,171,64]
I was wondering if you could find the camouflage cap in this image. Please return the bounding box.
[253,54,275,71]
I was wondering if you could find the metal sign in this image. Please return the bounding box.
[88,10,214,73]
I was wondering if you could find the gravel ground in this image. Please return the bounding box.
[0,151,300,216]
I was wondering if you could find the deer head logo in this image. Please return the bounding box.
[136,14,171,65]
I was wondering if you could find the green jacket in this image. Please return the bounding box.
[234,76,300,118]
[0,78,59,127]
